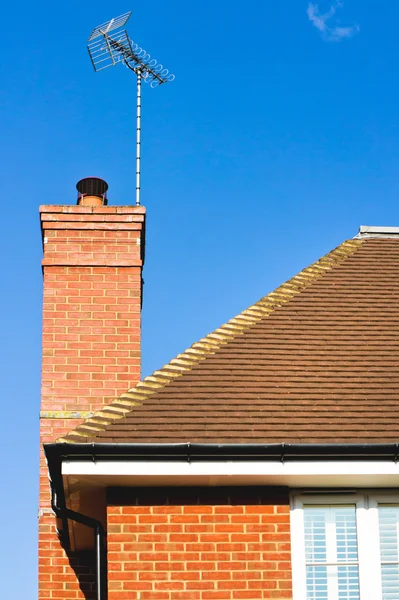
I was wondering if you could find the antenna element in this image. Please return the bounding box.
[87,12,174,205]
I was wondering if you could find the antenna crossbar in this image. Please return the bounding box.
[107,37,171,86]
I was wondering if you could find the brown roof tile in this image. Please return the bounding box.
[60,236,399,445]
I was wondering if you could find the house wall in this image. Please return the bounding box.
[107,487,292,600]
[39,204,146,599]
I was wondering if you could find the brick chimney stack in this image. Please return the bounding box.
[37,178,145,596]
[39,179,146,443]
[38,178,145,598]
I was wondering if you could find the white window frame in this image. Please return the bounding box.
[290,491,399,600]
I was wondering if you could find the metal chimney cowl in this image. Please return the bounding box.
[76,177,108,206]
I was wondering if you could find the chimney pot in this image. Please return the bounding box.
[76,177,108,206]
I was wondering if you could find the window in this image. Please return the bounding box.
[291,493,399,600]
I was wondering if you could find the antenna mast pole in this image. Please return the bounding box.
[87,12,174,205]
[135,68,142,206]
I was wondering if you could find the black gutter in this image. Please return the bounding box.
[45,444,107,600]
[45,442,399,463]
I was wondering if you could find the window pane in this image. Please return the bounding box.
[304,507,358,563]
[379,506,399,600]
[304,506,359,600]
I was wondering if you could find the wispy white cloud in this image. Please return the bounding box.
[307,1,359,41]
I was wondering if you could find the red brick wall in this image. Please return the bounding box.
[39,204,146,599]
[107,488,292,600]
[38,520,96,600]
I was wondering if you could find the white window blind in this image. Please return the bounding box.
[378,505,399,600]
[304,506,360,600]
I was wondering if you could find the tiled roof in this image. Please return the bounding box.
[60,235,399,445]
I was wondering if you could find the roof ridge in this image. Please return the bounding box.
[58,238,363,443]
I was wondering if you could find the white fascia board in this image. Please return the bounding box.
[359,225,399,234]
[356,225,399,238]
[62,460,399,488]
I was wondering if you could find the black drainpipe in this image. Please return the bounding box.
[45,445,107,600]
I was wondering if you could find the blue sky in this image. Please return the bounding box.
[1,0,399,596]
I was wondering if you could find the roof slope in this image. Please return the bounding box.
[60,236,399,445]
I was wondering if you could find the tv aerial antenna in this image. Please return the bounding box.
[87,11,174,206]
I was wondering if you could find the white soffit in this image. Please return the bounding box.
[62,460,399,488]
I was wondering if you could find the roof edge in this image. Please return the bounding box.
[355,225,399,239]
[58,237,363,444]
